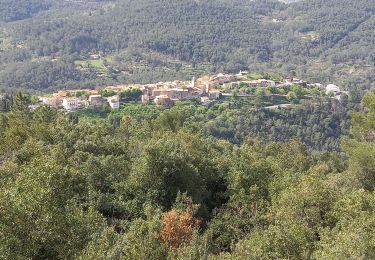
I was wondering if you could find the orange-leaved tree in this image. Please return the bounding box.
[161,209,200,249]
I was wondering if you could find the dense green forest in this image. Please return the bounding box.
[0,0,112,22]
[0,0,374,92]
[0,0,52,22]
[74,96,353,152]
[203,99,352,151]
[0,87,374,259]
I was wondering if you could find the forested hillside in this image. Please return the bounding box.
[0,0,52,22]
[0,88,374,259]
[0,0,112,22]
[0,0,374,93]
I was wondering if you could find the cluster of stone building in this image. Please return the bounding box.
[37,71,346,111]
[40,90,120,111]
[140,78,221,106]
[204,71,280,90]
[103,78,222,107]
[207,71,346,100]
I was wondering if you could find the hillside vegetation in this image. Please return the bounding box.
[0,0,374,93]
[0,0,52,22]
[0,0,112,22]
[0,87,374,259]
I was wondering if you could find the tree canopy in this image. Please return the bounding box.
[0,90,374,258]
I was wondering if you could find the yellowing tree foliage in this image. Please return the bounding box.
[161,209,200,249]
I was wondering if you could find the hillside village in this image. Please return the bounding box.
[36,71,347,112]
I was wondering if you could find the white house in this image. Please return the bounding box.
[62,97,79,111]
[326,84,341,95]
[107,95,120,109]
[325,84,344,100]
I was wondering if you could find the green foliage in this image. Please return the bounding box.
[315,190,375,259]
[11,91,30,115]
[0,90,373,258]
[205,99,351,152]
[0,0,52,22]
[248,72,264,80]
[120,88,142,102]
[110,103,164,121]
[0,157,106,259]
[238,81,249,89]
[122,131,229,219]
[291,84,305,98]
[343,89,375,190]
[206,140,310,254]
[100,89,116,97]
[79,207,167,259]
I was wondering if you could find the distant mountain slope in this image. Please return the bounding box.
[0,0,52,22]
[0,0,374,92]
[268,0,375,88]
[0,0,113,22]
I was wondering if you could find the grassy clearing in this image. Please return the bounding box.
[75,59,107,73]
[72,107,111,120]
[300,31,319,41]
